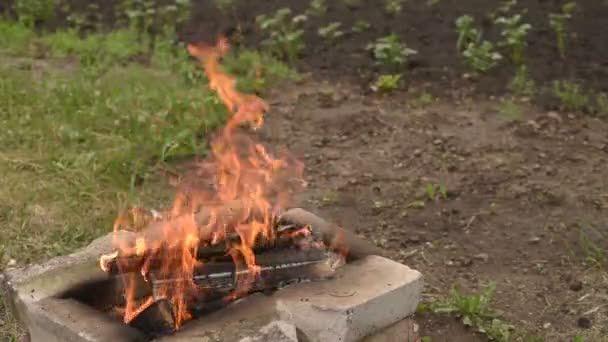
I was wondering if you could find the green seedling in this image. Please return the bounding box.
[455,15,502,73]
[462,40,502,74]
[352,19,371,33]
[498,98,523,121]
[341,0,362,9]
[495,14,532,65]
[551,80,589,112]
[419,284,514,342]
[425,183,447,201]
[367,34,417,70]
[371,74,401,92]
[213,0,236,14]
[489,0,518,20]
[455,15,477,51]
[549,1,577,59]
[318,22,344,42]
[410,91,434,108]
[595,93,608,117]
[509,65,535,96]
[257,8,307,63]
[307,0,327,16]
[384,0,405,15]
[13,0,56,27]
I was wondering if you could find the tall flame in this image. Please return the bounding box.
[105,37,304,329]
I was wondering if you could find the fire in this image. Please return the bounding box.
[101,36,304,329]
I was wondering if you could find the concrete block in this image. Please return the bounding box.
[275,255,423,342]
[239,321,299,342]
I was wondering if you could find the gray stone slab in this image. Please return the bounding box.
[275,255,423,342]
[3,233,422,342]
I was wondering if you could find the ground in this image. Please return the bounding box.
[1,0,607,341]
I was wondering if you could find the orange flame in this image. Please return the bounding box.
[103,37,304,329]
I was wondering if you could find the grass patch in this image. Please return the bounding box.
[0,19,295,265]
[418,284,513,341]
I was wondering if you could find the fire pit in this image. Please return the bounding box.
[2,208,422,342]
[2,37,423,341]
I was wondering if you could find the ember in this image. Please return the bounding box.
[99,36,335,332]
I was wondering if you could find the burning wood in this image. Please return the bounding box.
[98,35,382,333]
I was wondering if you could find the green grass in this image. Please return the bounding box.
[0,17,295,340]
[418,284,514,342]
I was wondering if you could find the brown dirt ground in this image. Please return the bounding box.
[253,77,608,341]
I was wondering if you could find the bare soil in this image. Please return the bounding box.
[254,78,608,341]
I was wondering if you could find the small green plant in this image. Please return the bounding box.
[419,284,513,342]
[412,91,434,107]
[490,0,518,20]
[427,0,440,6]
[549,2,577,59]
[318,22,344,42]
[509,65,536,96]
[595,93,608,117]
[13,0,57,27]
[462,41,502,74]
[384,0,405,15]
[212,0,236,14]
[455,15,502,73]
[495,14,532,65]
[425,183,447,201]
[256,8,307,62]
[371,74,401,92]
[367,34,417,70]
[578,225,607,268]
[352,19,371,33]
[551,80,589,112]
[307,0,327,16]
[341,0,362,9]
[455,15,477,51]
[222,50,298,94]
[498,98,523,121]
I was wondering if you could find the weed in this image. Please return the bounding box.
[427,0,440,6]
[419,284,514,342]
[412,91,434,107]
[455,15,477,51]
[371,74,401,92]
[578,225,607,268]
[595,93,608,116]
[367,34,417,70]
[341,0,363,9]
[421,337,432,342]
[462,40,502,74]
[425,183,447,201]
[307,0,327,16]
[0,20,35,55]
[221,49,298,94]
[455,15,502,73]
[495,13,532,65]
[117,0,191,54]
[498,98,523,121]
[551,80,589,112]
[573,336,585,342]
[549,1,577,60]
[318,22,344,42]
[213,0,237,14]
[352,20,371,33]
[509,65,536,97]
[384,0,405,15]
[13,0,56,27]
[489,0,518,20]
[256,8,307,63]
